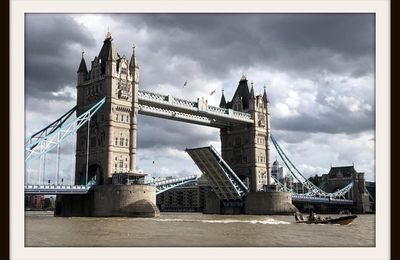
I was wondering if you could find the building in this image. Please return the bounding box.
[75,31,139,185]
[156,174,208,212]
[271,159,286,181]
[219,76,272,191]
[156,182,201,212]
[319,165,372,213]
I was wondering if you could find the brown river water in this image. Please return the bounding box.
[25,211,375,247]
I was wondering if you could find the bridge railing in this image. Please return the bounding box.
[138,90,252,123]
[147,175,198,187]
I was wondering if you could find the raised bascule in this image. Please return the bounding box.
[24,32,371,216]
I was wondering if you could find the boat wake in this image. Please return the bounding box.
[154,218,290,225]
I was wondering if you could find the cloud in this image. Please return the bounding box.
[25,14,96,100]
[24,13,376,182]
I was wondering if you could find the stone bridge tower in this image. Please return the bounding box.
[75,32,139,185]
[219,75,271,192]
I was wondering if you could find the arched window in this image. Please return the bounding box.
[125,139,128,146]
[120,138,124,146]
[115,137,118,146]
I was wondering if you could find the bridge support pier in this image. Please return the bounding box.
[55,184,160,217]
[203,190,298,215]
[244,191,298,215]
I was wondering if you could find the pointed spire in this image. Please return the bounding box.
[105,27,112,39]
[77,49,88,74]
[263,84,269,103]
[98,29,118,61]
[250,84,255,99]
[219,88,227,108]
[129,44,138,69]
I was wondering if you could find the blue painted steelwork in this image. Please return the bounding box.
[270,134,354,199]
[186,146,248,200]
[149,175,198,195]
[25,105,77,149]
[291,194,353,205]
[25,97,106,162]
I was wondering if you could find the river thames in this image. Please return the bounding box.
[25,211,375,247]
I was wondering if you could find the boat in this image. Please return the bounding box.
[294,211,357,225]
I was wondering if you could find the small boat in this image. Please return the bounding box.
[294,211,357,225]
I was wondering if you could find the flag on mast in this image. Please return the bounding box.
[209,89,216,95]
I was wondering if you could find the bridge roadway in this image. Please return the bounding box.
[24,183,354,205]
[138,89,253,128]
[24,184,93,195]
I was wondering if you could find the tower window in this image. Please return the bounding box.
[120,138,124,146]
[121,115,124,122]
[116,114,119,121]
[125,139,128,146]
[115,137,118,146]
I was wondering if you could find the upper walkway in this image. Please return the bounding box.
[138,90,253,128]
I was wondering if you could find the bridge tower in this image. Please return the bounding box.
[219,75,272,192]
[75,31,139,185]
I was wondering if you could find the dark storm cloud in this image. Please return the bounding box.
[25,14,96,100]
[114,13,374,79]
[25,13,375,138]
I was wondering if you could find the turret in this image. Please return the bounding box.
[230,74,251,111]
[264,84,271,185]
[263,85,269,107]
[98,31,118,76]
[129,44,139,174]
[219,88,227,108]
[77,51,88,85]
[129,44,139,84]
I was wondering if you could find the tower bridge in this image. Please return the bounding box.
[25,32,371,216]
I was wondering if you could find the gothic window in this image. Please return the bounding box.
[116,114,119,121]
[119,160,124,168]
[121,115,124,122]
[115,157,118,161]
[115,137,118,146]
[115,163,118,169]
[126,115,129,122]
[125,139,128,146]
[120,138,124,146]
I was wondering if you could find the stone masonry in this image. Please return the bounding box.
[75,32,139,185]
[219,75,272,192]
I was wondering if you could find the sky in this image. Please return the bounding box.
[25,13,375,184]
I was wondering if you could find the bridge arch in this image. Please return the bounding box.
[77,162,104,185]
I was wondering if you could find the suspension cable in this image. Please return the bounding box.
[270,134,353,199]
